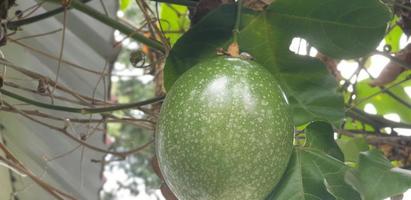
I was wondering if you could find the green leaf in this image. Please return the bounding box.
[346,149,411,200]
[336,136,369,163]
[267,148,361,200]
[305,121,344,161]
[267,122,411,200]
[160,4,189,45]
[272,54,345,126]
[385,17,403,53]
[120,0,132,11]
[267,0,391,59]
[342,117,375,132]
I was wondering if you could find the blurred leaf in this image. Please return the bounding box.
[346,149,411,200]
[385,17,403,53]
[337,136,369,163]
[106,79,160,197]
[343,117,376,132]
[120,0,132,11]
[305,121,344,161]
[160,4,190,45]
[354,71,411,124]
[267,148,361,200]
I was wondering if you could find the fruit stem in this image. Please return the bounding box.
[234,0,244,42]
[228,0,244,57]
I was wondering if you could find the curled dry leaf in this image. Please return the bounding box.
[370,44,410,87]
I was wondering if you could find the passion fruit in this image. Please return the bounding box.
[156,56,294,200]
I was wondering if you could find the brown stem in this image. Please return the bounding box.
[346,107,411,130]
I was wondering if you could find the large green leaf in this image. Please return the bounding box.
[164,1,390,125]
[305,121,344,161]
[268,122,360,199]
[266,0,390,58]
[346,149,411,200]
[267,148,361,200]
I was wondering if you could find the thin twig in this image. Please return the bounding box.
[0,58,109,104]
[0,143,77,200]
[12,28,62,41]
[337,129,411,145]
[2,102,154,157]
[9,39,109,76]
[50,6,69,99]
[0,87,164,114]
[3,80,98,106]
[348,77,411,109]
[346,106,411,129]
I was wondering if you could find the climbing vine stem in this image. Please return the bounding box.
[0,88,165,114]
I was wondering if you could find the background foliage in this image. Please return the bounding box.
[1,0,411,199]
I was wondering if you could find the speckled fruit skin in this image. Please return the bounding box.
[156,57,294,200]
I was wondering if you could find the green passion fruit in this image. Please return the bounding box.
[156,56,294,200]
